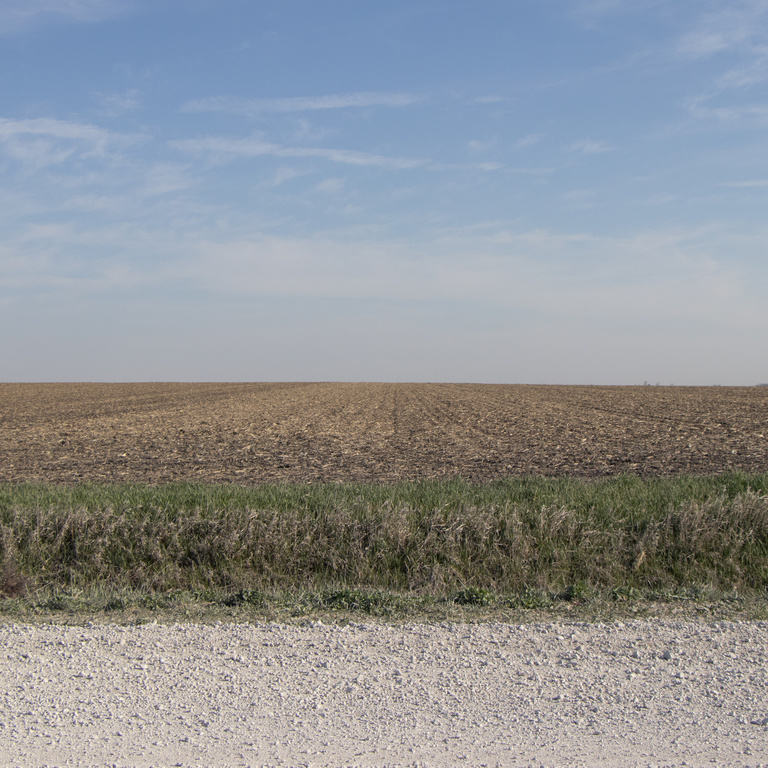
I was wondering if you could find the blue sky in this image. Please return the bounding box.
[2,0,767,384]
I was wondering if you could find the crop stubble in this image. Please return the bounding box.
[1,383,766,484]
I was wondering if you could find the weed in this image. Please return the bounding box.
[221,589,265,607]
[0,566,29,598]
[453,587,494,606]
[517,586,552,610]
[318,588,398,614]
[0,476,767,615]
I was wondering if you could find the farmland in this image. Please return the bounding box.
[2,383,768,619]
[1,382,767,484]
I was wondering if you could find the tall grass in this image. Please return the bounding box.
[1,475,768,600]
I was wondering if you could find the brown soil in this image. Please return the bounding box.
[1,383,766,484]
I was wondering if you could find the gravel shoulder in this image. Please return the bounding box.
[2,619,768,767]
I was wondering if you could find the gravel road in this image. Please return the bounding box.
[2,619,767,767]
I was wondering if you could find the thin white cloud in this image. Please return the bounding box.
[504,167,555,175]
[673,3,768,132]
[678,30,738,59]
[4,215,766,383]
[0,117,137,169]
[716,58,768,90]
[5,217,763,333]
[178,226,766,343]
[182,92,422,116]
[576,1,768,98]
[94,88,142,116]
[0,0,125,33]
[269,167,306,187]
[644,193,679,206]
[171,135,428,169]
[569,139,613,154]
[315,178,345,195]
[0,117,112,144]
[142,163,196,197]
[721,179,768,187]
[563,188,596,207]
[686,96,768,123]
[0,117,141,172]
[515,134,543,149]
[677,2,768,59]
[428,161,504,172]
[674,1,768,100]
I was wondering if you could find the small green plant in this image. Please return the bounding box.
[221,589,265,607]
[557,582,592,602]
[319,588,397,614]
[610,585,641,602]
[36,592,69,611]
[104,596,127,612]
[453,587,493,606]
[0,566,29,598]
[518,586,552,610]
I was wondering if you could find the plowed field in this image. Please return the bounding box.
[1,383,766,484]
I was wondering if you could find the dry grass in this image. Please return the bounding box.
[2,477,767,605]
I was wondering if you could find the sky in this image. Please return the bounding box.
[1,0,767,384]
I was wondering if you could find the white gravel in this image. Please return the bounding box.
[1,619,767,768]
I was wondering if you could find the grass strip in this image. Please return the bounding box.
[1,474,768,619]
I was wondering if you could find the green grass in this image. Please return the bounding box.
[2,474,768,621]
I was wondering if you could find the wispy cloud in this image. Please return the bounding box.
[170,135,428,169]
[676,0,768,107]
[679,3,768,126]
[315,178,345,195]
[94,88,142,116]
[677,2,768,60]
[569,139,613,154]
[141,163,195,197]
[0,0,125,33]
[715,57,768,90]
[4,210,765,382]
[5,216,763,329]
[267,167,307,187]
[685,96,768,123]
[563,188,596,207]
[721,179,768,187]
[179,225,765,340]
[468,139,495,152]
[182,92,422,116]
[0,117,112,144]
[505,167,555,175]
[515,134,543,149]
[0,117,138,168]
[429,161,504,172]
[574,1,768,95]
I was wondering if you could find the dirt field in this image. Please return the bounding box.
[1,383,766,484]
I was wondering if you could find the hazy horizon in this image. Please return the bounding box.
[3,381,766,389]
[2,1,767,385]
